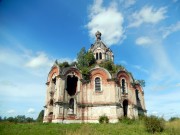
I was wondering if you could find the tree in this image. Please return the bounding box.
[99,61,116,74]
[85,51,95,66]
[138,80,145,87]
[15,115,26,123]
[77,47,88,68]
[70,61,77,67]
[59,61,70,68]
[36,110,44,122]
[7,117,14,122]
[26,117,34,123]
[76,48,96,80]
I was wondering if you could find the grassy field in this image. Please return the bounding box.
[0,120,180,135]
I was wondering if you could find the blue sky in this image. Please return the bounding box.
[0,0,180,120]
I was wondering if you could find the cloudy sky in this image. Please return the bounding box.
[0,0,180,119]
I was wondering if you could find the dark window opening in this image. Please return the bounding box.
[49,112,53,115]
[96,53,98,60]
[95,77,101,91]
[135,89,139,101]
[69,98,74,109]
[66,75,78,96]
[123,100,128,117]
[49,99,53,106]
[122,79,126,94]
[52,78,56,85]
[99,52,102,59]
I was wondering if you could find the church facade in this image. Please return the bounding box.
[43,31,146,123]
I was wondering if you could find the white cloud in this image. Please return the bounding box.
[135,36,153,46]
[162,21,180,38]
[25,52,53,69]
[86,0,125,46]
[27,108,35,114]
[7,109,15,114]
[129,6,167,27]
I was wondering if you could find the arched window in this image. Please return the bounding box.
[99,52,102,59]
[95,77,101,91]
[52,77,56,90]
[121,79,126,94]
[96,53,98,60]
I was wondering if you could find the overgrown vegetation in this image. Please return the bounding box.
[76,47,96,80]
[1,116,180,135]
[99,115,109,124]
[144,115,165,134]
[56,47,146,84]
[118,117,136,125]
[99,60,124,75]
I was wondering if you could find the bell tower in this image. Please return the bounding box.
[89,31,114,63]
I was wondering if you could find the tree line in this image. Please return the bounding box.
[0,110,44,123]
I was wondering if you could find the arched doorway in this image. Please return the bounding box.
[66,75,78,96]
[123,100,128,117]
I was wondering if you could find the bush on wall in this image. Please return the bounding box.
[99,115,109,124]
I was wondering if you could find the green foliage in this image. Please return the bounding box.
[99,115,109,124]
[59,61,70,68]
[85,51,96,66]
[1,119,180,135]
[99,61,124,74]
[99,61,114,72]
[138,80,145,87]
[70,61,77,67]
[7,117,14,122]
[77,47,95,68]
[2,115,35,123]
[16,115,26,123]
[26,117,34,123]
[118,117,136,125]
[144,115,165,134]
[77,47,96,80]
[77,47,88,68]
[36,110,44,122]
[138,114,146,121]
[169,117,180,122]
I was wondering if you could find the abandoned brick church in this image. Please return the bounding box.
[43,31,146,123]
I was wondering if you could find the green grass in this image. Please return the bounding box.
[0,120,180,135]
